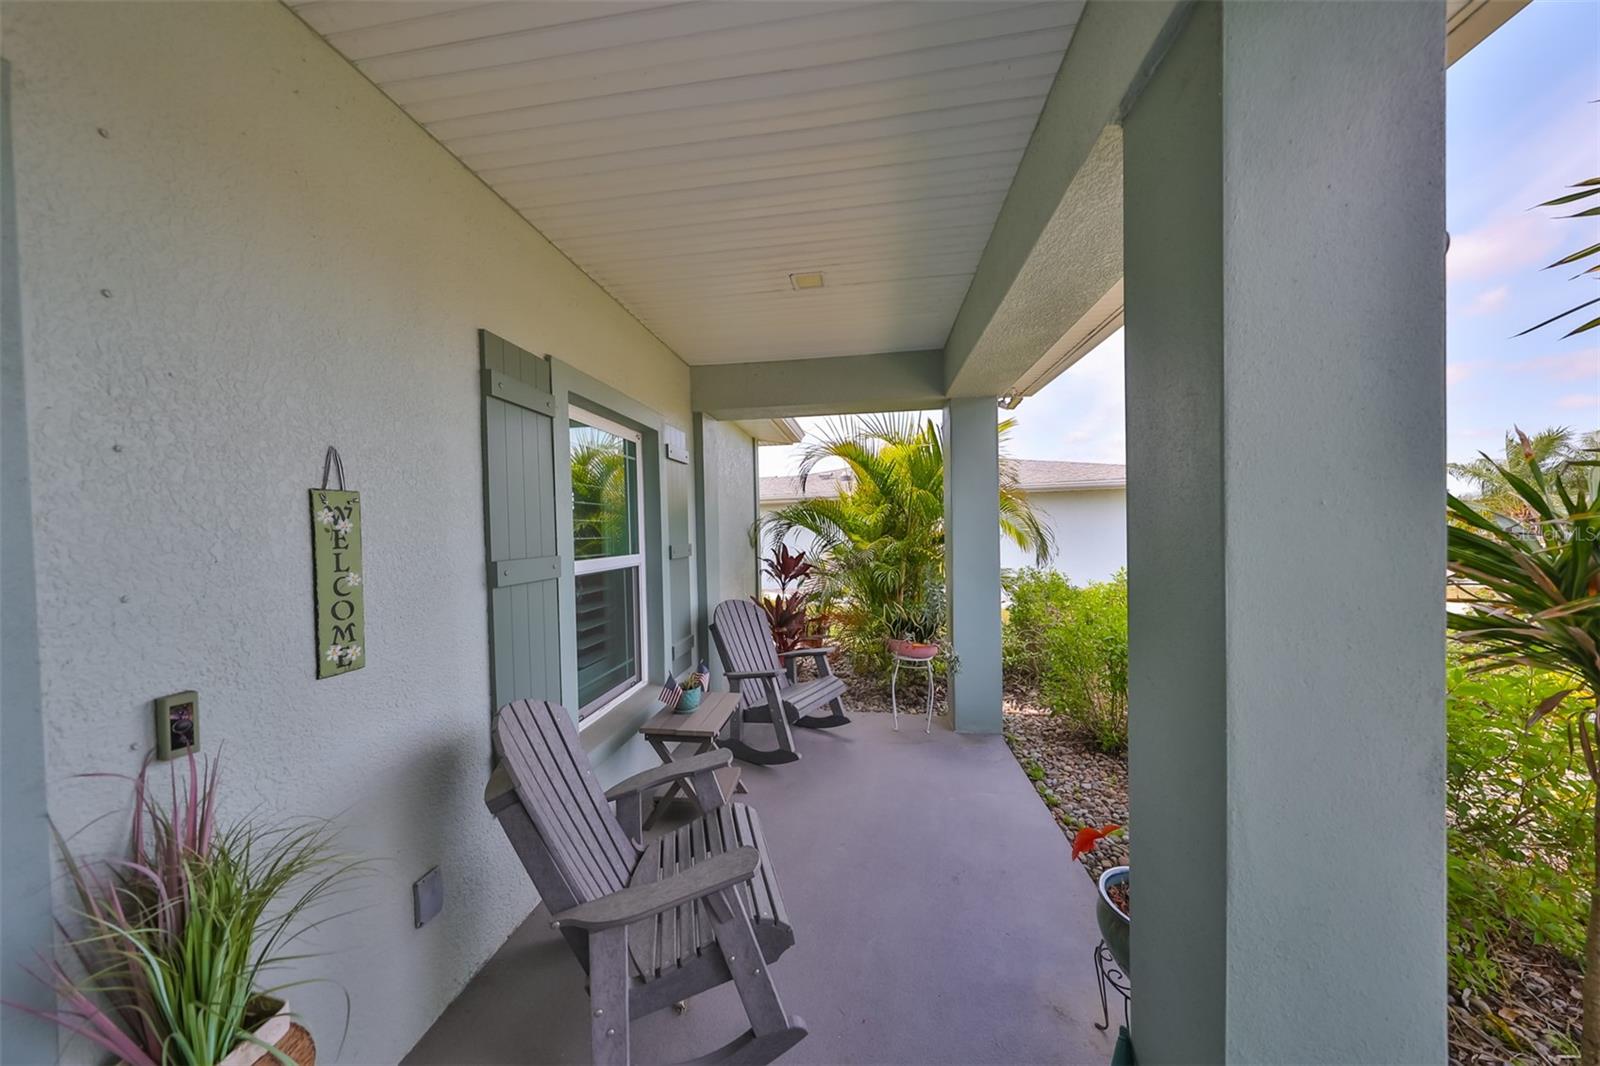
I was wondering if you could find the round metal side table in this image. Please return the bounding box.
[889,653,936,733]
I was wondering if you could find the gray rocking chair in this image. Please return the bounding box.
[710,599,851,766]
[486,699,807,1066]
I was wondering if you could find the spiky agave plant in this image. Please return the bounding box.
[11,755,365,1065]
[1446,432,1600,1064]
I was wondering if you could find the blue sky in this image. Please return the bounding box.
[1442,0,1598,467]
[762,3,1599,478]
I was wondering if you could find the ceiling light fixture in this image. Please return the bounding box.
[789,271,825,291]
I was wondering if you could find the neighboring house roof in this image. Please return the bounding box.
[760,459,1126,503]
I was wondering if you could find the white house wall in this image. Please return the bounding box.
[761,485,1127,588]
[997,488,1125,582]
[1,3,752,1062]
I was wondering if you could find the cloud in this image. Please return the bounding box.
[1462,285,1510,316]
[1446,361,1482,386]
[1447,212,1560,284]
[1011,330,1127,465]
[1556,393,1600,413]
[1508,347,1600,384]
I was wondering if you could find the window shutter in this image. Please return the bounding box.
[480,331,562,709]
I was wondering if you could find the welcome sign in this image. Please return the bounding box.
[310,488,365,678]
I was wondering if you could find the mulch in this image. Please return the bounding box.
[1449,942,1583,1064]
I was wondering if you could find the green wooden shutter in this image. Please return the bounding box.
[480,331,562,710]
[664,425,695,674]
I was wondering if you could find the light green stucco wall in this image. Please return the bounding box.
[707,421,758,609]
[1124,3,1446,1060]
[2,4,694,1061]
[943,397,1004,734]
[694,415,758,686]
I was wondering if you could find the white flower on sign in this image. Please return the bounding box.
[346,644,363,660]
[325,644,345,662]
[333,517,353,535]
[317,508,337,528]
[344,571,362,587]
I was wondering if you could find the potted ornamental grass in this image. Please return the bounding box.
[882,599,941,660]
[8,753,364,1066]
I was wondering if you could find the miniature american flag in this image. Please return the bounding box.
[657,674,682,709]
[692,661,710,690]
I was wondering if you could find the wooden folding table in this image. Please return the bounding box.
[638,691,747,828]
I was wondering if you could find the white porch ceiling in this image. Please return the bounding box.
[290,0,1083,365]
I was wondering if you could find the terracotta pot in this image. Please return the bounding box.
[885,637,938,660]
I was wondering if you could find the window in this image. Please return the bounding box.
[570,409,645,717]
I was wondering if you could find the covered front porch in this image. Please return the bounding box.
[1,0,1507,1062]
[406,712,1111,1065]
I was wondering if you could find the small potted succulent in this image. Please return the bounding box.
[882,600,941,660]
[1074,825,1129,975]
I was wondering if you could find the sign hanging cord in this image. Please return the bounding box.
[320,446,347,491]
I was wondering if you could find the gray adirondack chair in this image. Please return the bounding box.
[709,599,850,765]
[486,699,806,1066]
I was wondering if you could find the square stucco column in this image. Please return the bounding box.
[1123,3,1445,1062]
[943,397,1003,733]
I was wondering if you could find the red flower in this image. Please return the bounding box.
[1071,824,1122,861]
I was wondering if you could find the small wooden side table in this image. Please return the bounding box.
[639,691,746,828]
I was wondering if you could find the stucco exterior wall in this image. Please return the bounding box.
[3,3,691,1062]
[707,423,758,607]
[997,488,1125,581]
[1125,2,1445,1059]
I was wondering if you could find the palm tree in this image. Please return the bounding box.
[762,414,1052,629]
[1517,170,1600,341]
[571,434,633,559]
[1449,426,1599,528]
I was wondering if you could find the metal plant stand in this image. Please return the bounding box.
[889,653,936,733]
[1093,940,1130,1032]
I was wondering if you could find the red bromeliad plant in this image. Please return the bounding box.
[1071,824,1123,862]
[8,754,363,1066]
[757,546,822,655]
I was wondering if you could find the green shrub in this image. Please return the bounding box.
[1446,654,1592,994]
[1002,569,1129,753]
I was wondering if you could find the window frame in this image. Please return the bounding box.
[569,406,648,719]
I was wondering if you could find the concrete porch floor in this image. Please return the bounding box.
[404,711,1113,1065]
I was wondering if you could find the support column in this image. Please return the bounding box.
[1124,3,1444,1062]
[0,57,57,1062]
[692,413,721,685]
[943,397,1003,733]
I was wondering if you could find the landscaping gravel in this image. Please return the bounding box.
[1001,695,1128,883]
